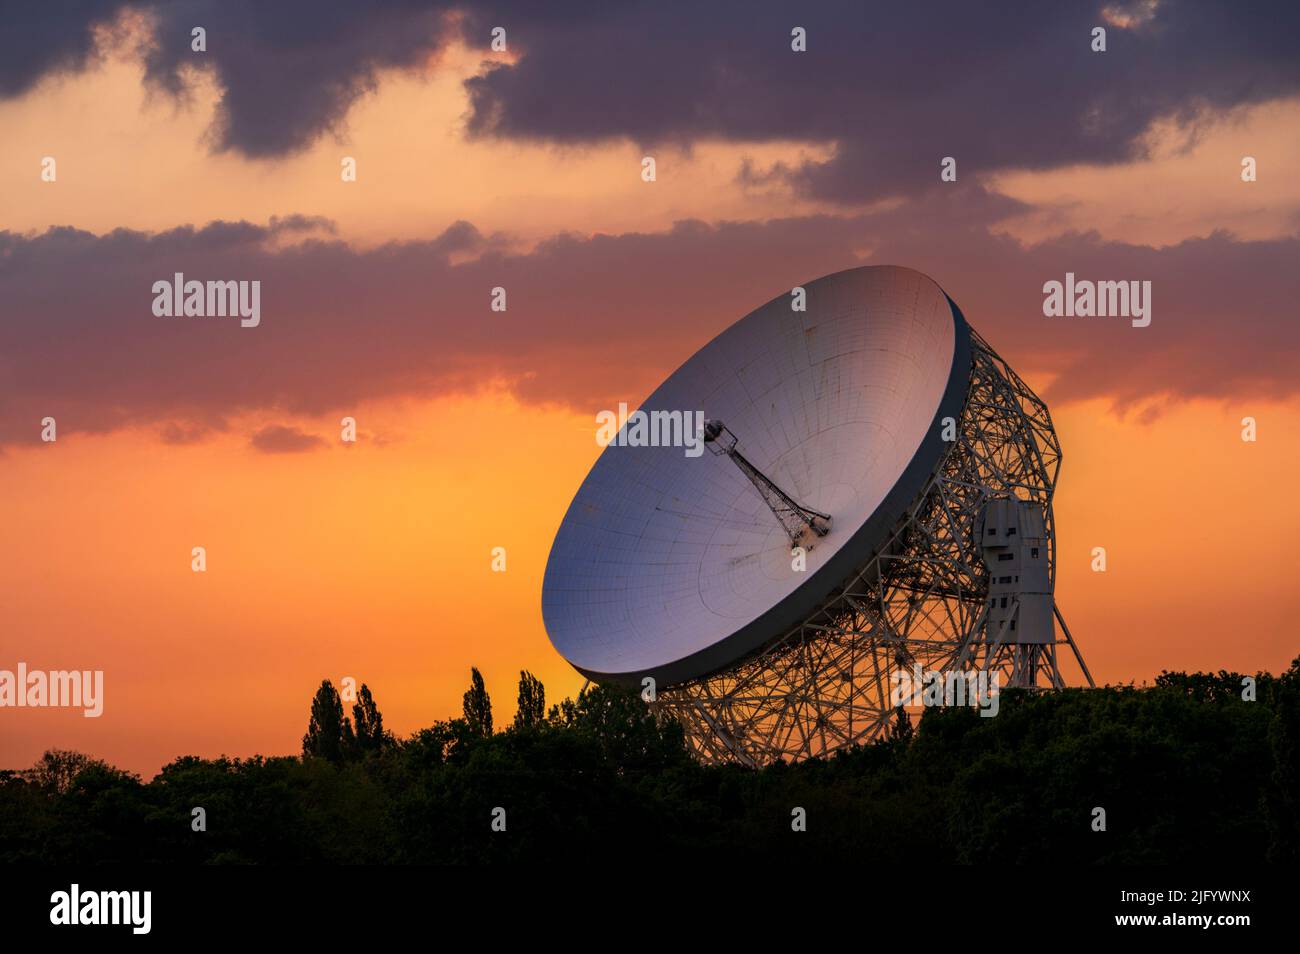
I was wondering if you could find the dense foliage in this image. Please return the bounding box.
[3,659,1296,864]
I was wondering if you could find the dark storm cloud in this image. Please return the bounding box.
[139,1,456,157]
[0,1,459,157]
[0,0,121,97]
[3,1,1298,175]
[463,0,1300,200]
[1,203,1297,448]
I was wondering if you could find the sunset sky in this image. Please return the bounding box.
[2,1,1298,776]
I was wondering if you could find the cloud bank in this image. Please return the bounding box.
[2,201,1296,447]
[2,0,1297,191]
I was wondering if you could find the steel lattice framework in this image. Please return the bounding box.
[652,329,1094,766]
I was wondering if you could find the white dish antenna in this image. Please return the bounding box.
[543,266,967,684]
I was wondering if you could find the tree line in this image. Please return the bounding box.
[2,658,1297,864]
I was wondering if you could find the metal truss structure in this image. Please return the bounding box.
[653,330,1094,767]
[703,419,832,545]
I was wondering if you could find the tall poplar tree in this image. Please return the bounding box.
[462,667,493,737]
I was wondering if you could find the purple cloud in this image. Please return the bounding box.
[249,424,327,454]
[2,1,1297,180]
[1,200,1296,448]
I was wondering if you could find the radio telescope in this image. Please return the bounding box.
[542,266,1093,766]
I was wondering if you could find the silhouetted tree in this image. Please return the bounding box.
[352,683,388,754]
[889,706,913,744]
[1156,668,1264,704]
[302,680,354,763]
[462,667,493,737]
[513,670,545,729]
[547,696,577,726]
[1266,655,1300,860]
[563,682,687,769]
[20,749,110,795]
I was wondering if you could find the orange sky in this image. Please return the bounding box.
[2,28,1297,776]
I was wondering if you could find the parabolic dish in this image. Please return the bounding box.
[542,265,972,686]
